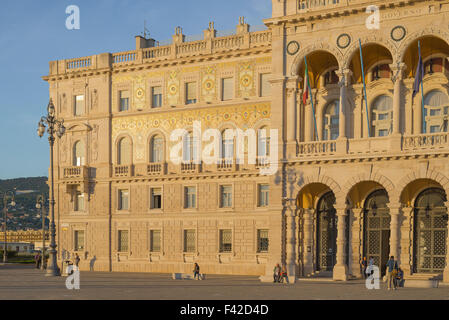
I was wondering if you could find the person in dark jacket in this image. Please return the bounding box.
[193,263,200,280]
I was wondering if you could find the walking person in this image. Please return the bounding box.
[280,265,289,284]
[35,252,41,269]
[361,256,367,278]
[385,256,398,290]
[273,264,281,283]
[74,253,80,271]
[193,263,200,280]
[368,256,375,276]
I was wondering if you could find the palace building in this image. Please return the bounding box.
[43,0,449,283]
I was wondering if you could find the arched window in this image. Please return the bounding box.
[221,130,234,160]
[424,90,449,133]
[323,100,339,140]
[118,137,132,165]
[73,140,85,166]
[371,95,393,137]
[182,132,198,162]
[257,126,270,157]
[150,135,164,163]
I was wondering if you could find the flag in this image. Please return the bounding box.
[412,47,424,100]
[303,64,309,105]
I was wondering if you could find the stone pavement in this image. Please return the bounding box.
[0,264,448,300]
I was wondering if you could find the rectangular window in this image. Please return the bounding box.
[378,129,389,137]
[183,230,196,253]
[74,192,85,212]
[149,230,161,252]
[74,230,85,251]
[150,188,162,209]
[260,74,271,97]
[258,184,269,207]
[119,91,130,112]
[219,229,232,253]
[152,86,162,108]
[74,95,85,116]
[118,189,129,211]
[430,125,441,133]
[185,82,197,104]
[220,185,232,208]
[185,186,196,209]
[257,229,269,253]
[118,230,129,252]
[222,78,234,101]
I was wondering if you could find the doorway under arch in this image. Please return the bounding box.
[363,189,391,277]
[413,188,448,274]
[316,192,337,271]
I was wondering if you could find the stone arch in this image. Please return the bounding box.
[297,174,342,199]
[340,171,396,205]
[342,35,397,69]
[395,168,449,204]
[397,26,449,63]
[290,42,344,76]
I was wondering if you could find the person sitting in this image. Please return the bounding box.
[396,268,405,288]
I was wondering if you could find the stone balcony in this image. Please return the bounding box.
[113,165,134,178]
[180,162,202,174]
[62,166,89,180]
[216,159,237,172]
[147,162,167,176]
[296,132,449,161]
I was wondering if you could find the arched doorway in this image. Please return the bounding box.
[413,188,448,273]
[316,192,337,271]
[363,189,391,276]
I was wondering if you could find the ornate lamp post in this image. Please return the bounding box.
[36,194,47,270]
[37,99,65,276]
[1,190,16,263]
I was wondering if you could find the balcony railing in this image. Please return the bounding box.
[216,159,236,171]
[147,162,166,175]
[114,165,134,177]
[298,141,337,156]
[62,166,89,180]
[296,133,449,159]
[403,133,449,151]
[180,162,201,174]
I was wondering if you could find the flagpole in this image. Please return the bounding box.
[418,40,426,133]
[359,39,371,138]
[304,56,319,141]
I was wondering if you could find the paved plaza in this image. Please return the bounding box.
[0,264,447,300]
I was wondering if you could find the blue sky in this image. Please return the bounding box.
[0,0,271,179]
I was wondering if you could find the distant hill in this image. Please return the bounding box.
[0,177,49,230]
[0,177,48,196]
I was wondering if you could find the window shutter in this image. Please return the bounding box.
[186,82,197,101]
[222,78,233,101]
[260,74,271,97]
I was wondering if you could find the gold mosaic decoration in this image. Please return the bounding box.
[133,76,146,110]
[201,65,217,102]
[112,102,271,142]
[238,61,255,98]
[166,70,180,106]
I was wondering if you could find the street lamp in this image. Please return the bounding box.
[1,190,16,263]
[36,194,47,270]
[37,99,65,276]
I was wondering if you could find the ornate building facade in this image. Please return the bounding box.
[43,0,449,283]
